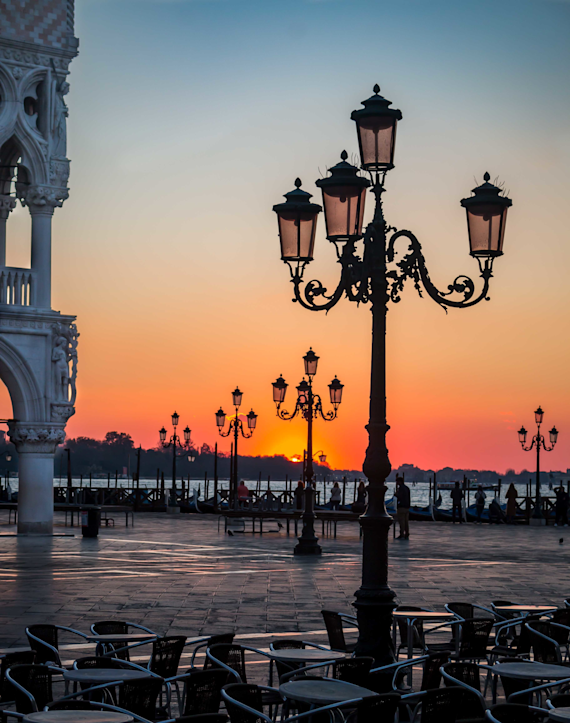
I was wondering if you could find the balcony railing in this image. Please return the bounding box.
[0,267,36,306]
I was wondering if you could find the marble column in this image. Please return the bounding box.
[0,195,17,266]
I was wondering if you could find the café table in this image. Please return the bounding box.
[63,668,153,700]
[85,633,157,656]
[494,605,557,617]
[490,662,570,705]
[279,678,377,706]
[549,707,570,722]
[269,649,346,664]
[393,610,456,660]
[23,712,132,723]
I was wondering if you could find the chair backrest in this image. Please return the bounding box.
[183,669,229,716]
[421,652,449,691]
[458,618,494,659]
[528,622,562,664]
[47,701,97,711]
[321,610,347,651]
[550,693,570,708]
[447,603,474,620]
[207,644,247,683]
[222,683,266,723]
[75,657,126,669]
[348,693,400,723]
[92,621,130,635]
[118,676,164,720]
[7,664,53,714]
[0,650,36,702]
[150,635,187,678]
[550,610,570,644]
[442,662,481,692]
[420,686,483,723]
[487,704,548,722]
[332,657,374,685]
[395,607,426,650]
[26,625,59,665]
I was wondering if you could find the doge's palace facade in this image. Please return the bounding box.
[0,1,79,533]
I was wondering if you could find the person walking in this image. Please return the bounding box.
[396,476,411,539]
[451,481,464,524]
[475,484,486,524]
[555,485,569,527]
[505,482,518,524]
[294,480,304,510]
[330,482,341,510]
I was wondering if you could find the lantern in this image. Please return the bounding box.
[329,376,344,407]
[518,426,527,445]
[188,452,196,463]
[246,409,258,431]
[460,173,512,258]
[350,84,402,171]
[318,453,327,464]
[183,426,191,444]
[303,348,319,377]
[549,426,559,446]
[232,387,243,408]
[171,411,179,428]
[215,408,226,428]
[5,454,11,462]
[159,426,167,444]
[296,380,310,405]
[272,375,288,405]
[316,152,370,242]
[273,179,322,263]
[535,407,544,425]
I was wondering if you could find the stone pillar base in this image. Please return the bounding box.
[17,521,54,535]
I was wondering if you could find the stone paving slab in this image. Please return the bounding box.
[0,511,568,649]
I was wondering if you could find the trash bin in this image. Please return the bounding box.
[81,507,100,538]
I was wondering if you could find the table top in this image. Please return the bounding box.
[549,707,570,722]
[280,679,377,705]
[63,668,152,683]
[494,605,557,613]
[24,713,132,723]
[393,611,455,620]
[86,634,156,643]
[492,662,570,680]
[270,649,346,663]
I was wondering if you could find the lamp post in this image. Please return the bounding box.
[273,350,342,555]
[518,407,559,525]
[273,84,513,664]
[215,388,257,509]
[159,411,194,509]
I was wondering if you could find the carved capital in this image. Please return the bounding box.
[17,184,69,213]
[0,195,17,220]
[51,403,76,422]
[8,423,66,454]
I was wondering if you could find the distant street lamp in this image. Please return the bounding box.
[272,349,343,555]
[159,412,194,508]
[273,84,513,664]
[216,388,257,508]
[518,406,559,523]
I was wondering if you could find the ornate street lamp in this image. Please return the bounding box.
[159,412,193,508]
[273,84,513,664]
[216,389,257,508]
[518,407,559,524]
[272,351,342,555]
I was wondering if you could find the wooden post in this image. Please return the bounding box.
[498,478,502,501]
[108,472,110,489]
[268,475,271,492]
[89,473,92,489]
[342,476,346,507]
[115,470,118,488]
[161,471,165,502]
[353,478,357,503]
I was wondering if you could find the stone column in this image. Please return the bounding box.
[0,196,17,266]
[18,185,68,310]
[8,424,66,535]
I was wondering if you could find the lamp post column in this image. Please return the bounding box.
[534,436,541,519]
[295,380,321,556]
[172,439,177,504]
[354,188,396,665]
[233,415,239,510]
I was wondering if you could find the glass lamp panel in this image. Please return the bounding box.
[247,410,258,430]
[329,377,344,405]
[518,426,527,444]
[278,211,318,262]
[171,411,179,427]
[535,407,544,425]
[319,454,327,463]
[215,408,226,428]
[466,205,508,257]
[159,427,167,443]
[322,186,366,241]
[183,426,191,443]
[357,116,398,170]
[188,454,196,463]
[232,387,243,408]
[550,427,559,445]
[272,376,288,404]
[303,349,319,377]
[5,455,11,462]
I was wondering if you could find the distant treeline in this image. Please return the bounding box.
[0,433,565,484]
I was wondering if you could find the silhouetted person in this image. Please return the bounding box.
[396,476,411,539]
[475,484,486,524]
[330,481,341,510]
[353,481,367,513]
[555,486,569,527]
[294,480,304,510]
[506,483,518,524]
[450,481,464,524]
[237,480,250,508]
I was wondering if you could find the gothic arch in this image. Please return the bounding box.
[0,336,44,422]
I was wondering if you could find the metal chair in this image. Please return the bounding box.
[169,669,228,717]
[0,651,36,705]
[526,621,564,664]
[394,606,431,659]
[321,610,357,653]
[188,634,235,670]
[403,685,485,723]
[485,704,549,722]
[91,620,158,660]
[25,625,90,666]
[205,645,281,707]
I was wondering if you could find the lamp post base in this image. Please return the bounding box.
[294,538,322,555]
[529,517,546,526]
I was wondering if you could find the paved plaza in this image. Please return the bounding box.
[0,512,567,651]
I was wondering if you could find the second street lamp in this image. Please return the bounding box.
[159,412,194,511]
[273,84,513,664]
[518,406,559,525]
[216,387,257,509]
[272,349,343,555]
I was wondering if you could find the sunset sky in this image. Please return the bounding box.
[3,0,570,473]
